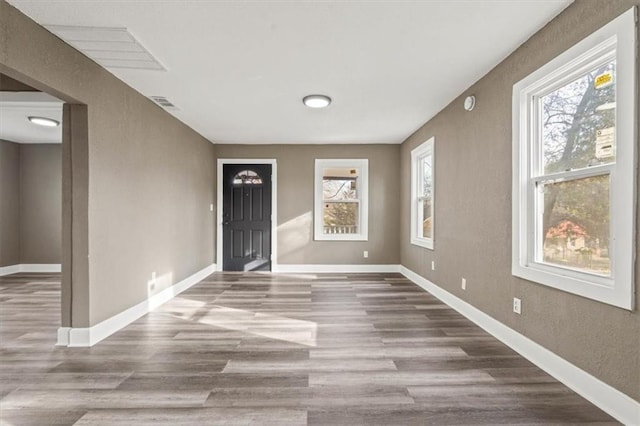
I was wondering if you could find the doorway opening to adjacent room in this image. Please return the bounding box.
[0,68,89,344]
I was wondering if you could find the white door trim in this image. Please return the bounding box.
[216,159,278,272]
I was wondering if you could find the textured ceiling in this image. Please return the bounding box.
[8,0,571,144]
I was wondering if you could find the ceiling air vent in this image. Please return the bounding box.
[149,96,178,110]
[45,25,165,71]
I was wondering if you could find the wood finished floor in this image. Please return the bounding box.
[0,272,617,425]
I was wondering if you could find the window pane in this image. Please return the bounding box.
[540,174,610,276]
[323,202,358,234]
[422,200,432,239]
[323,167,358,201]
[541,60,616,174]
[422,156,432,198]
[323,178,357,201]
[421,155,433,239]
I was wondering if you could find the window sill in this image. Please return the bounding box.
[411,237,433,250]
[512,262,632,310]
[315,234,368,242]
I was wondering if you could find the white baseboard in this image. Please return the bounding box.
[22,264,62,273]
[274,264,401,273]
[55,327,71,346]
[400,266,640,425]
[0,264,61,276]
[57,263,216,347]
[0,265,21,276]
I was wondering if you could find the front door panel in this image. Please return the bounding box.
[222,164,272,271]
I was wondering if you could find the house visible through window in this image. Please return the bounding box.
[411,137,434,249]
[512,9,635,309]
[538,60,615,277]
[314,159,368,241]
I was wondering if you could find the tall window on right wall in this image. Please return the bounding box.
[512,8,636,309]
[411,137,434,250]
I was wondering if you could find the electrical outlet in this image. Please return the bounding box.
[363,251,369,258]
[461,278,466,290]
[513,297,522,314]
[431,261,435,271]
[210,203,214,212]
[149,272,157,291]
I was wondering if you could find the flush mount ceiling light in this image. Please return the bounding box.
[28,116,60,127]
[303,94,331,108]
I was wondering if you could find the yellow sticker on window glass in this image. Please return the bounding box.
[594,71,614,89]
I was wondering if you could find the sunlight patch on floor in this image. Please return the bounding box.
[167,298,317,347]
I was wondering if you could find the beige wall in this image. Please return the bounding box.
[0,0,215,326]
[0,141,62,266]
[19,144,62,264]
[0,140,20,267]
[400,0,640,401]
[215,144,400,265]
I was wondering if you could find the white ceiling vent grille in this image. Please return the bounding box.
[45,25,165,71]
[149,96,178,110]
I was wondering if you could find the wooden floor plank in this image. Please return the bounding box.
[0,272,618,424]
[73,408,307,425]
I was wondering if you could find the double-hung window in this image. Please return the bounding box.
[314,159,368,241]
[411,137,435,249]
[512,9,636,309]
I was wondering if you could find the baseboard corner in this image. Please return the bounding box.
[56,327,71,346]
[60,262,216,348]
[0,264,21,277]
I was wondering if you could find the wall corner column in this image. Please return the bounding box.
[62,103,90,328]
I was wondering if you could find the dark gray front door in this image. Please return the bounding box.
[222,164,272,271]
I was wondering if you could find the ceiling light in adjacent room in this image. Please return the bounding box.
[28,116,60,127]
[303,94,331,108]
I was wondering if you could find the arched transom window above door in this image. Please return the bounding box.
[232,170,263,185]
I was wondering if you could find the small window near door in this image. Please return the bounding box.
[232,170,263,185]
[411,137,434,250]
[314,159,368,241]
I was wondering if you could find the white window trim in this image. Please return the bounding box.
[314,159,369,241]
[512,8,636,310]
[410,137,435,250]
